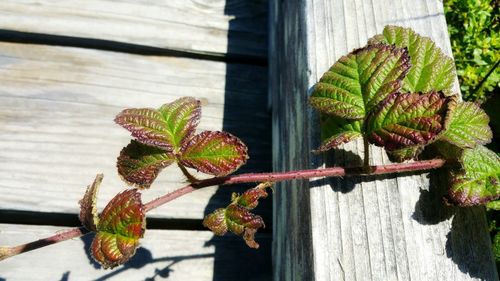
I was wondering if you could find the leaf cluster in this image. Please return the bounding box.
[310,25,499,207]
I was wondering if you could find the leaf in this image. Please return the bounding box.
[115,97,201,151]
[315,114,362,152]
[387,146,424,162]
[79,174,103,231]
[487,200,500,210]
[117,140,175,188]
[91,189,146,269]
[368,25,457,95]
[179,131,248,176]
[310,44,410,119]
[447,146,500,206]
[203,205,265,249]
[365,91,453,152]
[158,97,201,149]
[441,102,493,148]
[203,183,271,248]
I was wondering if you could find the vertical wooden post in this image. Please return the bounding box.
[269,0,498,280]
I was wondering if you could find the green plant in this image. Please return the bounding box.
[0,26,499,270]
[444,0,499,101]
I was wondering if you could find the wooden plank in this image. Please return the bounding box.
[0,0,267,59]
[0,42,271,220]
[0,224,271,280]
[270,0,498,280]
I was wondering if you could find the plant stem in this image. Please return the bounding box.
[0,158,446,260]
[0,227,89,261]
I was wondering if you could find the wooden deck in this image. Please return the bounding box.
[0,1,271,280]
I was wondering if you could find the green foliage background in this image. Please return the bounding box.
[444,0,499,102]
[444,0,500,266]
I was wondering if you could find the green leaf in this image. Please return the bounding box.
[117,140,175,188]
[158,97,201,149]
[387,146,424,162]
[315,115,362,152]
[365,91,453,152]
[114,97,201,151]
[368,25,457,95]
[487,200,500,210]
[447,146,500,206]
[180,131,248,176]
[78,174,103,231]
[310,44,410,119]
[91,189,145,269]
[441,101,493,148]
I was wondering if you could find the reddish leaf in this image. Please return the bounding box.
[180,131,248,176]
[365,91,454,153]
[114,97,201,152]
[117,140,175,188]
[91,189,145,269]
[79,174,103,231]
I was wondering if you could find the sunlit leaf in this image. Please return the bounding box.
[115,97,201,151]
[117,140,175,188]
[441,102,492,148]
[91,189,145,269]
[315,114,362,152]
[158,97,201,149]
[203,183,271,248]
[487,200,500,210]
[365,91,453,153]
[180,131,248,176]
[447,146,500,206]
[203,205,265,249]
[79,174,103,231]
[310,44,410,119]
[369,25,457,95]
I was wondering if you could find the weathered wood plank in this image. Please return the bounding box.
[0,0,267,59]
[0,42,271,220]
[270,0,498,280]
[0,224,271,280]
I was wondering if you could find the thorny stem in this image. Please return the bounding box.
[0,158,446,261]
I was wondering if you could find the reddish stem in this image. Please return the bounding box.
[0,158,446,260]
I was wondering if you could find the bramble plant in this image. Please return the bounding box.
[0,26,499,269]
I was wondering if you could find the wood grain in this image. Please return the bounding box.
[270,0,498,280]
[0,0,267,59]
[0,42,271,221]
[0,224,271,281]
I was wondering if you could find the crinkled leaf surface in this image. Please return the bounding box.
[117,140,175,188]
[91,189,145,269]
[365,91,452,152]
[441,102,492,148]
[203,184,271,248]
[79,174,103,231]
[180,131,248,176]
[315,115,362,153]
[448,146,500,206]
[310,44,410,120]
[369,25,456,95]
[115,97,201,151]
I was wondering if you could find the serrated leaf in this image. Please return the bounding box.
[368,25,456,95]
[79,174,103,231]
[365,91,453,153]
[310,44,410,119]
[158,97,201,149]
[115,97,201,151]
[91,189,145,269]
[233,182,272,210]
[447,146,500,206]
[180,131,248,176]
[315,115,362,152]
[203,204,265,249]
[441,102,492,148]
[117,140,175,188]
